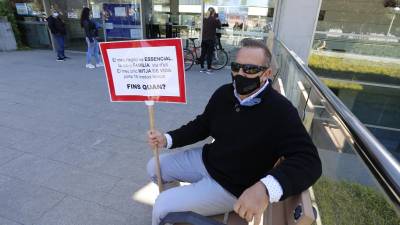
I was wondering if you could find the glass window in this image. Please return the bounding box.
[205,0,276,63]
[10,0,49,48]
[311,0,400,158]
[313,0,400,57]
[47,0,142,50]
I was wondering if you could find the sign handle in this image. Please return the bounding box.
[146,101,164,193]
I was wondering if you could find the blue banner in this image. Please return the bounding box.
[103,3,141,39]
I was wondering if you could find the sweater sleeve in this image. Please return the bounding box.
[83,20,93,42]
[267,103,322,201]
[47,17,56,34]
[216,19,221,30]
[167,90,217,148]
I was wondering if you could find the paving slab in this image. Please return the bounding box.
[0,154,121,199]
[36,196,129,225]
[0,147,24,166]
[0,216,22,225]
[0,175,66,225]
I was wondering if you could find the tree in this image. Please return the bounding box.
[384,0,397,8]
[0,0,22,47]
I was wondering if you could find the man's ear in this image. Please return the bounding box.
[261,68,273,82]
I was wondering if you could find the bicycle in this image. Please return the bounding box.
[183,38,229,71]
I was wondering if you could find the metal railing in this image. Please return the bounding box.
[272,38,400,224]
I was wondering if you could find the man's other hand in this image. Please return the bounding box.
[234,181,269,225]
[147,130,167,149]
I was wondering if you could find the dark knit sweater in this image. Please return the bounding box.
[168,83,322,200]
[47,16,66,36]
[82,20,98,42]
[202,16,221,41]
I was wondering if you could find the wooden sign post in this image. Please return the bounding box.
[146,100,163,192]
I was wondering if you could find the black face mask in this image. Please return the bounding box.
[232,73,261,95]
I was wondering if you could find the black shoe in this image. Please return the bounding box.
[56,57,65,61]
[62,56,70,59]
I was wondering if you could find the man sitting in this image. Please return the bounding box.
[147,38,322,225]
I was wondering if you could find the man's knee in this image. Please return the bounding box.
[147,157,156,179]
[153,191,179,224]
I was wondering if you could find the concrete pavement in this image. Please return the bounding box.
[0,50,231,225]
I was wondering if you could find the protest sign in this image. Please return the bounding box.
[99,38,186,103]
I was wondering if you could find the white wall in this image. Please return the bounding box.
[273,0,322,64]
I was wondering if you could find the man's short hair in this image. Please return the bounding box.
[239,38,272,66]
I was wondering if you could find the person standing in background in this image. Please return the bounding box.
[80,7,103,69]
[47,10,67,61]
[199,7,221,74]
[215,13,223,50]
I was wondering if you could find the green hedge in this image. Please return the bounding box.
[309,54,400,86]
[313,177,400,225]
[322,79,364,91]
[0,0,22,48]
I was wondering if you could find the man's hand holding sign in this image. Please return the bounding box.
[148,130,167,149]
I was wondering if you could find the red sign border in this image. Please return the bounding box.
[99,38,186,104]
